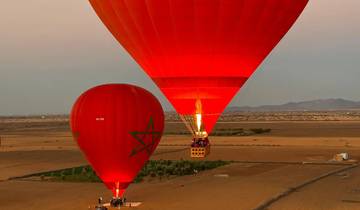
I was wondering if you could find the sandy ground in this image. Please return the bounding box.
[0,163,346,210]
[0,121,360,209]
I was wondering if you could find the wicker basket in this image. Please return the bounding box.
[190,144,210,158]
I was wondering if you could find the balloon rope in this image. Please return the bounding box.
[179,115,195,136]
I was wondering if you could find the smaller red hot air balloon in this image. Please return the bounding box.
[70,84,164,207]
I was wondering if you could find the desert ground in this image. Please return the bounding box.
[1,112,360,210]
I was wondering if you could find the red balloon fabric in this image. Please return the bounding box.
[70,84,164,197]
[89,0,308,133]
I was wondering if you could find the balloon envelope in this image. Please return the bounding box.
[89,0,308,133]
[70,84,164,197]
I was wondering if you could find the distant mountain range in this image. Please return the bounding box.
[226,99,360,112]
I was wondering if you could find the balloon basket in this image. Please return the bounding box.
[190,137,210,158]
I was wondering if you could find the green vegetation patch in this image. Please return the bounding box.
[249,128,272,134]
[32,160,230,183]
[211,128,271,136]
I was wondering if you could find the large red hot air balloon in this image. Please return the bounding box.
[89,0,308,143]
[70,84,164,198]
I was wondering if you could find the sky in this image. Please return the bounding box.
[0,0,359,115]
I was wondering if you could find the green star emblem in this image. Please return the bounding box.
[129,117,162,157]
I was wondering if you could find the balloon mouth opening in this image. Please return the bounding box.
[180,99,209,138]
[112,187,125,198]
[105,181,130,198]
[115,187,121,198]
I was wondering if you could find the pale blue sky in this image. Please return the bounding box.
[0,0,359,115]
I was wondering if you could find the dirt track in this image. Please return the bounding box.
[270,166,360,210]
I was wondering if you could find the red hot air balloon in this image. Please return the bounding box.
[89,0,308,148]
[70,84,164,199]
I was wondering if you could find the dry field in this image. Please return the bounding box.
[1,112,360,210]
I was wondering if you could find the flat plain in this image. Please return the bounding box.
[1,112,360,210]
